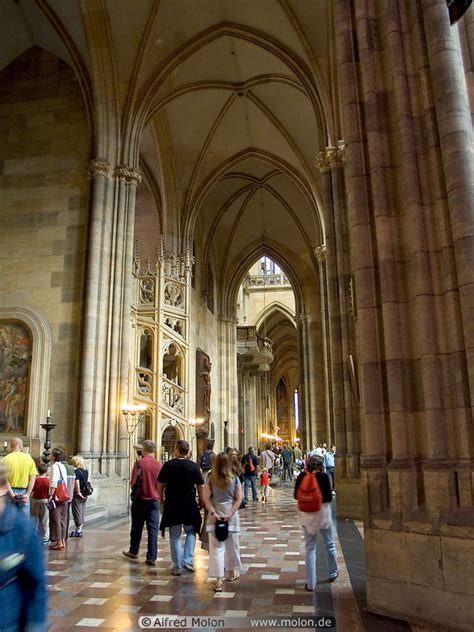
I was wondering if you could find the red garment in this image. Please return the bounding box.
[31,476,49,500]
[131,455,162,501]
[260,472,270,487]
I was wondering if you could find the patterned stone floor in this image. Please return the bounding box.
[46,484,412,632]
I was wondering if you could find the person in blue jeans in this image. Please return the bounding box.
[123,440,162,566]
[294,455,338,590]
[0,460,48,632]
[158,440,204,575]
[241,447,259,505]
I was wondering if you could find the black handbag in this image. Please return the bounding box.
[130,462,142,502]
[215,518,229,542]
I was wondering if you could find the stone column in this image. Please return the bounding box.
[315,245,334,444]
[336,1,474,628]
[218,316,239,450]
[106,166,141,470]
[79,159,112,456]
[316,146,361,516]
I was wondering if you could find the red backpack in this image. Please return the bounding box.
[296,470,322,512]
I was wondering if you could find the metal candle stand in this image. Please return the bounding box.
[40,414,56,464]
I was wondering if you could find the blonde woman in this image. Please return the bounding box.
[203,452,242,592]
[70,455,89,537]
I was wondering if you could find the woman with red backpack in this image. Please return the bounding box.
[294,455,338,591]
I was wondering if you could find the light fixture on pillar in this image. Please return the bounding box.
[121,404,147,515]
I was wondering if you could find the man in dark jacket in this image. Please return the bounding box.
[241,447,259,505]
[158,440,204,575]
[0,460,47,631]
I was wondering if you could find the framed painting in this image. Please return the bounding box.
[0,321,32,434]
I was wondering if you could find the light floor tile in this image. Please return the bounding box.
[76,619,105,627]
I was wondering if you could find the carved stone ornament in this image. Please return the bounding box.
[139,278,155,304]
[114,165,142,185]
[164,317,184,337]
[315,143,345,171]
[296,312,308,324]
[314,245,327,261]
[164,281,184,308]
[327,144,345,168]
[315,150,331,172]
[86,158,111,179]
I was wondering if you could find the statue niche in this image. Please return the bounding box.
[195,349,211,440]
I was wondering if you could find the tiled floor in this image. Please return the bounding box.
[46,484,411,631]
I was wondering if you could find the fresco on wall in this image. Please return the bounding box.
[0,322,31,434]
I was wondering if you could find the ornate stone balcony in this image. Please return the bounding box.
[246,272,291,289]
[237,326,273,373]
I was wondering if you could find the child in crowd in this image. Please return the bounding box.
[30,461,50,544]
[260,467,270,503]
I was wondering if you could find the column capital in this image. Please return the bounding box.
[315,143,345,171]
[114,165,142,185]
[296,312,308,324]
[314,244,327,261]
[218,315,238,325]
[87,158,112,179]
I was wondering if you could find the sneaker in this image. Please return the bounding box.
[122,550,139,560]
[213,579,223,592]
[183,562,194,572]
[75,531,83,537]
[171,567,182,576]
[145,559,156,567]
[329,573,339,583]
[69,531,77,538]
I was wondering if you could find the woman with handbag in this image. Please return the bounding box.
[48,447,70,550]
[203,452,242,592]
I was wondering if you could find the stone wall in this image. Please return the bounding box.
[0,47,90,453]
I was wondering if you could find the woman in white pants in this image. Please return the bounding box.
[203,452,242,592]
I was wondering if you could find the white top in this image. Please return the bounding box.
[51,462,67,488]
[260,450,276,469]
[299,503,332,535]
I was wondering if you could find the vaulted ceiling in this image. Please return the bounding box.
[1,0,337,301]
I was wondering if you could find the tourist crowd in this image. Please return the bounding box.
[0,435,338,629]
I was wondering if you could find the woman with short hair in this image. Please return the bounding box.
[48,447,69,550]
[203,452,242,592]
[70,455,89,537]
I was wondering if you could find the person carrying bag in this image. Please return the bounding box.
[48,448,70,550]
[203,453,242,592]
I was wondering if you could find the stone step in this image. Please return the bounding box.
[85,504,108,524]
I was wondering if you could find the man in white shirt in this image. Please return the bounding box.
[260,445,276,477]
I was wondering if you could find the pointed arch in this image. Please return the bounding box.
[184,147,324,246]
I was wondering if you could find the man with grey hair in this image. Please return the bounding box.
[123,439,162,566]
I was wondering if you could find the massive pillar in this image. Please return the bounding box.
[316,146,362,518]
[78,160,141,512]
[336,0,474,628]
